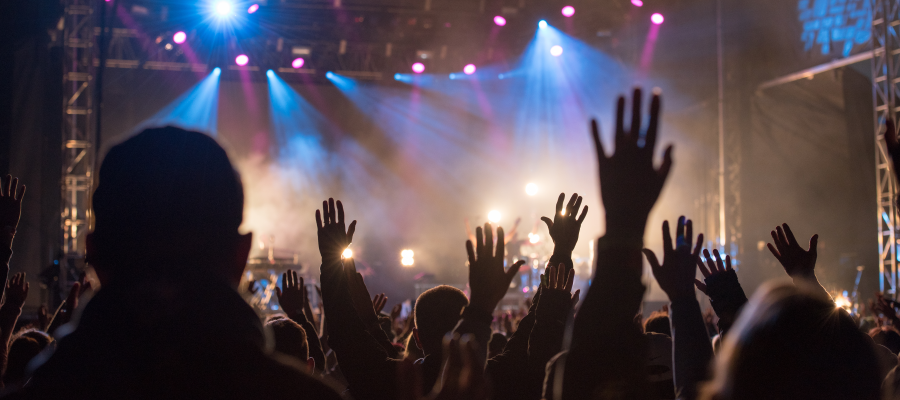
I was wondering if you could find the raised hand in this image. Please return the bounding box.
[643,217,703,301]
[373,293,388,315]
[593,88,672,239]
[246,279,258,295]
[0,175,25,246]
[5,272,28,309]
[275,269,307,320]
[541,193,588,258]
[766,223,818,280]
[694,249,732,294]
[465,224,525,315]
[344,257,380,326]
[316,198,357,263]
[543,263,581,304]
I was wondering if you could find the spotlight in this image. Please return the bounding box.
[561,6,575,17]
[412,62,425,73]
[550,45,563,56]
[394,73,402,80]
[164,43,173,51]
[463,64,476,75]
[173,31,187,44]
[213,67,221,75]
[528,233,540,244]
[487,210,501,223]
[291,57,305,69]
[538,20,548,29]
[401,249,415,258]
[235,54,249,66]
[525,183,538,196]
[326,71,335,78]
[247,3,259,13]
[494,16,507,26]
[266,69,274,77]
[342,248,353,258]
[651,13,664,24]
[631,0,643,6]
[214,1,233,17]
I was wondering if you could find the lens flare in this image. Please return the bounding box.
[247,3,259,13]
[214,1,233,17]
[631,0,643,6]
[550,45,563,56]
[342,248,353,258]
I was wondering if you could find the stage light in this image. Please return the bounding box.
[326,71,335,78]
[342,248,353,258]
[214,1,233,17]
[401,249,415,258]
[235,54,249,66]
[525,183,538,196]
[561,6,575,17]
[247,3,259,13]
[401,250,415,266]
[494,16,507,26]
[550,45,563,56]
[412,62,425,73]
[528,232,540,244]
[266,69,274,77]
[394,73,402,80]
[463,64,476,75]
[488,210,501,223]
[173,31,186,44]
[291,57,305,69]
[538,20,548,29]
[213,67,221,75]
[164,43,173,51]
[651,13,664,24]
[631,0,643,6]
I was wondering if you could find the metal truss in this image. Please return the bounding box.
[873,0,900,297]
[62,0,95,267]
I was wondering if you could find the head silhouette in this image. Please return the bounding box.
[703,282,880,400]
[413,285,468,356]
[87,126,251,287]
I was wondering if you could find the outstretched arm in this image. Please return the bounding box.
[0,273,28,380]
[527,265,578,400]
[0,176,25,301]
[766,223,830,301]
[644,217,711,400]
[695,249,747,337]
[275,270,325,374]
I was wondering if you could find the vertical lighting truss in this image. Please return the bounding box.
[872,0,900,297]
[61,0,95,267]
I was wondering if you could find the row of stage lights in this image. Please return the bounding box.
[164,1,665,71]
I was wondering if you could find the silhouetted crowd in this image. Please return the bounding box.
[0,89,899,399]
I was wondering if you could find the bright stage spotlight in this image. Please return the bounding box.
[266,69,274,77]
[487,210,501,223]
[550,45,563,56]
[400,249,415,267]
[494,16,507,26]
[525,183,538,196]
[247,3,259,13]
[342,248,353,258]
[631,0,643,6]
[326,71,335,78]
[173,31,186,44]
[538,20,548,29]
[463,64,476,75]
[651,13,664,24]
[394,73,401,80]
[561,6,575,17]
[214,1,233,17]
[235,54,249,66]
[528,232,540,244]
[213,67,221,75]
[412,62,425,73]
[291,57,305,69]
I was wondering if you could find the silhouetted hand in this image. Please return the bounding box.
[316,198,357,263]
[373,293,388,315]
[766,223,818,280]
[0,175,25,249]
[466,224,525,315]
[344,257,381,326]
[5,273,28,309]
[695,249,732,294]
[541,193,588,258]
[275,270,307,320]
[398,334,489,400]
[543,263,581,305]
[246,279,258,295]
[593,89,672,239]
[644,217,703,301]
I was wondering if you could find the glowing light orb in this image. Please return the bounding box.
[561,6,575,17]
[266,69,274,77]
[487,210,501,223]
[342,248,353,258]
[247,3,259,13]
[235,54,249,66]
[411,62,425,73]
[651,13,664,24]
[525,183,538,196]
[173,31,186,44]
[538,20,548,29]
[494,16,507,26]
[528,232,540,244]
[401,257,415,266]
[550,45,563,56]
[291,57,305,68]
[401,249,415,258]
[463,64,476,75]
[631,0,643,6]
[214,1,233,17]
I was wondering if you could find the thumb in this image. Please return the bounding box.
[809,234,819,254]
[275,287,282,301]
[541,217,553,231]
[694,279,707,294]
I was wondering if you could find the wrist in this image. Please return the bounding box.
[467,299,498,316]
[604,215,647,244]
